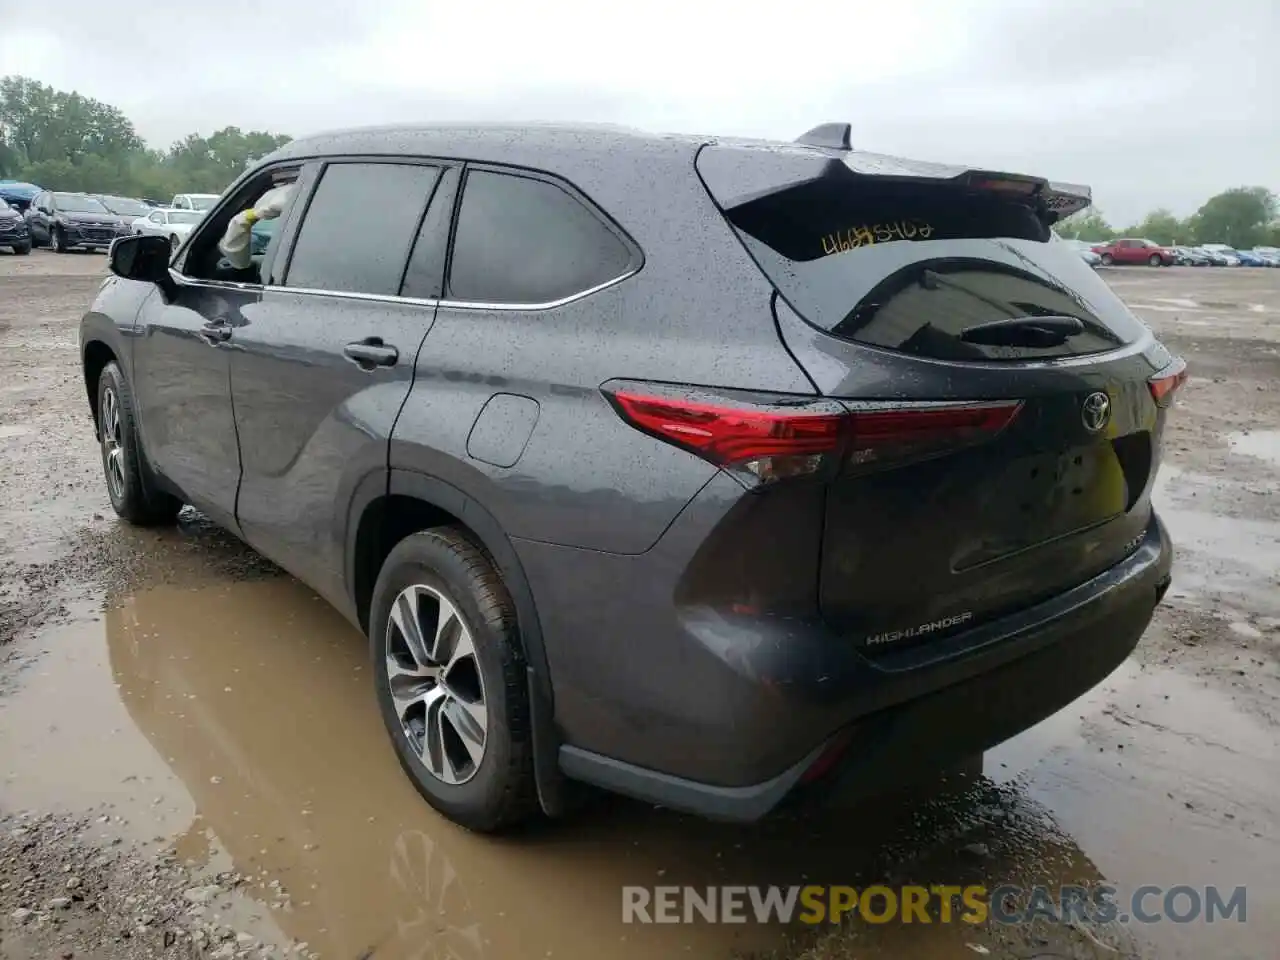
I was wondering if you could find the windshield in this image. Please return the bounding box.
[99,197,151,217]
[169,211,204,225]
[54,193,109,214]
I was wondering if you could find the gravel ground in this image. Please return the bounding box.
[1,252,1277,960]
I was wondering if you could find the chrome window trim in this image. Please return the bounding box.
[168,270,263,294]
[260,263,638,311]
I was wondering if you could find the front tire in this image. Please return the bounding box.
[51,227,68,253]
[13,242,30,255]
[370,528,538,832]
[1149,254,1162,267]
[96,362,183,525]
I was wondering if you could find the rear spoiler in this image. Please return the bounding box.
[699,131,1093,224]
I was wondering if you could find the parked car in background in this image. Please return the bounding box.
[97,196,154,220]
[1251,247,1280,267]
[1195,247,1232,266]
[81,122,1179,832]
[1200,244,1246,266]
[24,191,132,252]
[1094,238,1176,266]
[1231,249,1267,267]
[250,216,276,256]
[132,207,206,247]
[1063,238,1101,266]
[170,193,220,212]
[1172,246,1210,266]
[0,179,42,214]
[0,198,32,254]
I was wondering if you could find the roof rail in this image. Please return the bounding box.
[795,123,852,150]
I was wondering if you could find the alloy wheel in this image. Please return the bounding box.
[385,583,488,785]
[101,386,125,499]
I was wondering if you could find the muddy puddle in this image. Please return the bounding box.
[1,541,1275,959]
[1228,429,1280,468]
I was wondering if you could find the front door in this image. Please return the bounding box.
[229,159,454,611]
[129,165,307,532]
[131,279,254,532]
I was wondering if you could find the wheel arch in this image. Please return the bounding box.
[347,468,566,816]
[82,337,119,433]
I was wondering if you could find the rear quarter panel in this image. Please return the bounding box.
[389,147,814,554]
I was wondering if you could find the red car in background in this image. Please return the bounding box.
[1093,238,1176,267]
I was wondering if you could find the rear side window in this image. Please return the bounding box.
[286,162,440,296]
[709,171,1148,361]
[448,170,633,305]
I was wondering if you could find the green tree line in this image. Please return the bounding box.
[3,72,1278,247]
[1054,187,1280,249]
[0,75,291,200]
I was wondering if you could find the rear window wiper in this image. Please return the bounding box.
[958,315,1084,347]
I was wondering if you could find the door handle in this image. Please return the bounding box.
[199,320,233,344]
[343,337,399,369]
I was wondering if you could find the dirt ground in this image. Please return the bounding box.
[0,252,1276,960]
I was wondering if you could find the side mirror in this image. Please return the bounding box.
[109,234,176,294]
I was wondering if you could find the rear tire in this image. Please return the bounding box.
[1100,253,1114,266]
[370,528,539,833]
[96,362,183,525]
[1148,254,1162,267]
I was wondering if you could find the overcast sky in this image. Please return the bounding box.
[1,0,1275,225]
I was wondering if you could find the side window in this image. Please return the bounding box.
[400,167,458,300]
[285,162,441,296]
[447,170,634,305]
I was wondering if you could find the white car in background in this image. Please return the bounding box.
[132,208,206,247]
[170,193,220,212]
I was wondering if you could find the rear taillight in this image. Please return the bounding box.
[605,384,1021,486]
[843,401,1022,467]
[1148,358,1188,408]
[607,389,847,485]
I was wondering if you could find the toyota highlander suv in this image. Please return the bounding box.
[80,122,1181,832]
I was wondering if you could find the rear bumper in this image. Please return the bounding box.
[551,507,1171,822]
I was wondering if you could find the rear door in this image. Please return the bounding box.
[25,192,51,244]
[229,158,454,612]
[698,145,1183,652]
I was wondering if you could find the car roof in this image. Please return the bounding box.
[269,122,708,171]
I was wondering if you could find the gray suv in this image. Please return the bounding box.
[80,122,1180,832]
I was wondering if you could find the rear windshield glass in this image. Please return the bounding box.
[721,178,1148,361]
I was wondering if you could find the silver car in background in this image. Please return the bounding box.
[132,208,206,248]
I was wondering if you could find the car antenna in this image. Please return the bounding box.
[795,123,852,150]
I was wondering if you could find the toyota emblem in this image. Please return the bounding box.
[1081,391,1111,432]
